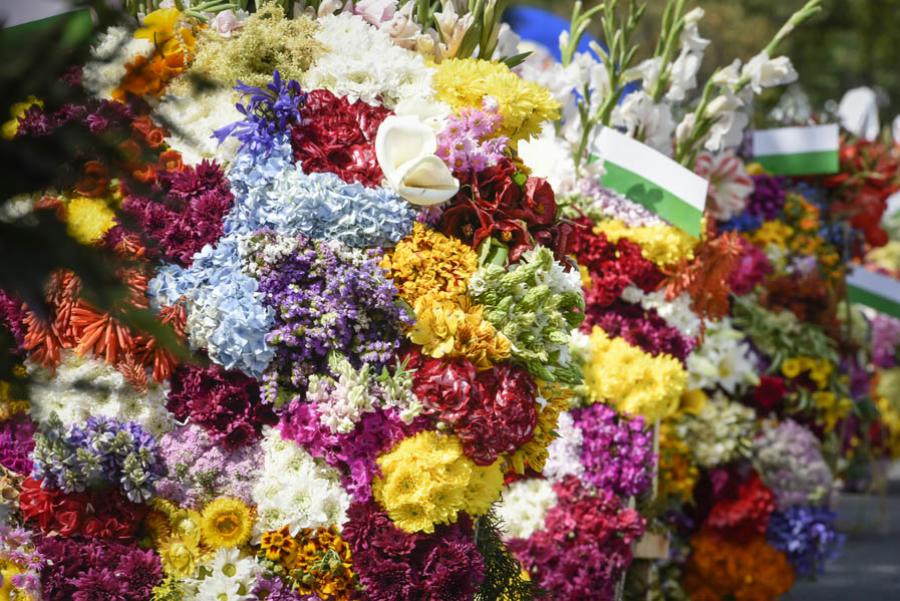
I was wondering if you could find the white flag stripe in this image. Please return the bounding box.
[753,124,839,156]
[847,266,900,299]
[594,128,708,212]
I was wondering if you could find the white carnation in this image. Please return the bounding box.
[81,26,154,99]
[154,88,242,166]
[543,411,585,482]
[495,478,558,539]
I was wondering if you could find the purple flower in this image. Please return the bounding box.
[0,288,26,349]
[571,404,655,498]
[585,300,694,362]
[872,314,900,369]
[0,415,36,474]
[767,505,844,578]
[747,174,788,220]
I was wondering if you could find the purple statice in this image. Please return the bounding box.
[585,300,694,363]
[343,500,484,601]
[118,159,234,266]
[280,402,423,499]
[747,174,788,220]
[154,423,263,508]
[249,233,412,400]
[30,414,163,503]
[753,419,835,507]
[37,537,162,601]
[872,314,900,368]
[437,100,508,174]
[571,403,655,498]
[575,179,664,227]
[215,70,306,155]
[0,288,26,349]
[0,415,36,474]
[767,506,844,578]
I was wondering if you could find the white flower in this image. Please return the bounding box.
[189,548,260,601]
[382,2,422,49]
[353,0,397,25]
[27,351,175,437]
[611,91,676,155]
[208,9,245,38]
[375,115,459,206]
[432,1,475,58]
[517,125,578,193]
[686,318,757,393]
[154,88,242,166]
[543,411,585,482]
[676,393,756,468]
[680,8,710,53]
[741,52,798,94]
[251,428,350,538]
[693,152,753,220]
[81,27,154,99]
[626,287,702,338]
[495,478,558,539]
[667,49,703,102]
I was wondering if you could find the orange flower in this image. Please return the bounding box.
[75,160,110,197]
[158,149,184,172]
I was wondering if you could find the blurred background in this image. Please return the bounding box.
[522,0,900,126]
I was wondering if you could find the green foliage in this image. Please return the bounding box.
[474,510,538,601]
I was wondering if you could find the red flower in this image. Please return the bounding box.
[410,352,537,465]
[705,472,776,541]
[753,375,787,413]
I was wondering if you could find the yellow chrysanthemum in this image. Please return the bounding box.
[508,384,571,475]
[811,391,852,432]
[780,358,802,379]
[409,293,511,369]
[594,219,696,267]
[583,327,687,421]
[658,422,698,505]
[65,196,116,245]
[750,220,793,250]
[433,58,559,143]
[2,96,42,140]
[0,377,29,421]
[200,497,253,549]
[382,223,478,304]
[373,431,503,533]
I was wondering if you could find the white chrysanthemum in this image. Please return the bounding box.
[518,125,578,194]
[27,350,175,437]
[686,318,758,393]
[187,548,261,601]
[495,478,558,540]
[81,26,154,99]
[304,12,435,108]
[676,392,756,468]
[252,428,350,539]
[154,88,242,165]
[543,411,584,482]
[624,287,702,338]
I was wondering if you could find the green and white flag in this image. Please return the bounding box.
[594,128,708,237]
[753,124,840,176]
[847,266,900,318]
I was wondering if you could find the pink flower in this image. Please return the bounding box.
[353,0,398,26]
[209,10,243,38]
[694,151,753,220]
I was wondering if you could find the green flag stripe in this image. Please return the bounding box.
[601,161,703,237]
[2,9,94,49]
[755,150,839,176]
[848,284,900,318]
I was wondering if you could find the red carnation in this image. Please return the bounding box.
[753,375,787,413]
[705,472,776,541]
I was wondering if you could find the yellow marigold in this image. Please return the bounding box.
[260,525,299,565]
[508,384,571,475]
[200,497,253,549]
[2,96,42,140]
[432,58,559,143]
[65,196,116,245]
[373,431,503,533]
[594,219,696,267]
[291,527,357,601]
[583,327,687,421]
[751,220,793,250]
[409,293,510,369]
[382,223,478,304]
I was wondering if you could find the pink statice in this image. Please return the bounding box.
[154,423,262,508]
[437,100,508,175]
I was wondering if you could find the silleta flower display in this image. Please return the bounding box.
[0,0,898,600]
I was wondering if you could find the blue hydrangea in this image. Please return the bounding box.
[767,505,845,578]
[224,135,415,247]
[149,235,275,377]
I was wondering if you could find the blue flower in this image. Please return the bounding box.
[767,505,844,578]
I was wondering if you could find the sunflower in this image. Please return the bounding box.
[200,497,253,549]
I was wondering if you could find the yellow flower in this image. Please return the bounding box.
[658,422,698,505]
[135,8,190,55]
[433,58,559,143]
[745,162,766,176]
[679,389,709,416]
[594,219,696,267]
[65,196,116,245]
[200,497,253,549]
[583,327,687,421]
[751,221,793,250]
[373,431,502,533]
[780,358,802,379]
[508,386,571,474]
[409,293,510,369]
[2,96,42,140]
[158,536,202,578]
[260,525,298,565]
[382,223,478,304]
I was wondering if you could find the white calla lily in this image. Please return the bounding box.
[375,115,459,206]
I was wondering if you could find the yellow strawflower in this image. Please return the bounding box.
[200,497,253,549]
[583,327,687,421]
[373,431,503,533]
[594,219,696,267]
[65,196,116,245]
[433,58,559,143]
[382,223,478,304]
[409,293,511,370]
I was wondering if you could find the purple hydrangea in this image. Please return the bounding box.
[767,505,844,578]
[571,403,655,498]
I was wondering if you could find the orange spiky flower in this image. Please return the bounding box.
[138,302,187,382]
[666,224,744,321]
